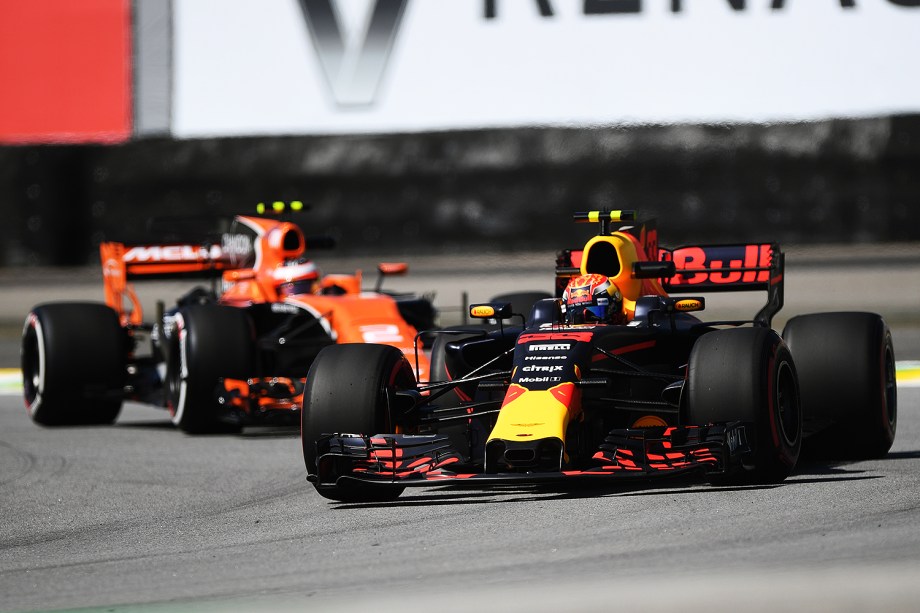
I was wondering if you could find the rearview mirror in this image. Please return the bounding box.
[469,303,512,320]
[671,297,705,313]
[377,262,408,276]
[374,262,409,292]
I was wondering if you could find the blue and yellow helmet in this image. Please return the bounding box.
[561,274,623,324]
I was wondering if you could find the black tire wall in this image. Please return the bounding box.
[22,302,124,426]
[783,312,897,459]
[686,327,802,484]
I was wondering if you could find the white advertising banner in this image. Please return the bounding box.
[173,0,920,137]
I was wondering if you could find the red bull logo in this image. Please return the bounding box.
[567,286,592,305]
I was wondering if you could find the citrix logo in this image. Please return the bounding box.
[297,0,408,107]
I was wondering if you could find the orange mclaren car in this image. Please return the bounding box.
[21,205,434,433]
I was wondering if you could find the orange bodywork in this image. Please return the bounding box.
[100,241,143,327]
[99,213,430,416]
[218,216,311,305]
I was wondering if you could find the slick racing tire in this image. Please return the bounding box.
[783,312,896,460]
[302,343,416,503]
[21,302,124,426]
[686,327,802,484]
[167,305,254,434]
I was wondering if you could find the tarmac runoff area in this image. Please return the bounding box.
[0,242,918,388]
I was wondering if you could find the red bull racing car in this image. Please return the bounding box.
[21,203,434,433]
[301,210,897,502]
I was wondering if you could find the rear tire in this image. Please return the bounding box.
[302,343,415,502]
[21,303,124,426]
[167,305,254,434]
[686,327,802,484]
[782,312,896,459]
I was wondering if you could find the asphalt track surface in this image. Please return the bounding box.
[1,246,920,613]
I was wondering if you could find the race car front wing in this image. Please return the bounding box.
[309,423,751,492]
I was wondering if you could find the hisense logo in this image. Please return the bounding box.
[298,0,408,107]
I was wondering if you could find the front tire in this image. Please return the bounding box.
[167,305,254,434]
[21,303,124,426]
[302,343,416,502]
[686,327,802,484]
[783,312,896,459]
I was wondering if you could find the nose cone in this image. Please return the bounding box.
[486,382,581,471]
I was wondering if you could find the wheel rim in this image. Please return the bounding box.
[775,359,801,447]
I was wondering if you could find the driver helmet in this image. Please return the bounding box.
[561,273,623,324]
[272,257,319,297]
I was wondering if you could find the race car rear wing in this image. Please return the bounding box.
[657,242,784,327]
[558,239,784,327]
[556,210,784,327]
[100,241,234,326]
[101,241,233,280]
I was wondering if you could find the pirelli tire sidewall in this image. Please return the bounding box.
[167,304,254,434]
[686,326,802,484]
[21,302,125,426]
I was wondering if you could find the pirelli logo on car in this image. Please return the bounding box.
[528,343,571,352]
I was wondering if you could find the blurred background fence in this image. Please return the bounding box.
[2,117,919,265]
